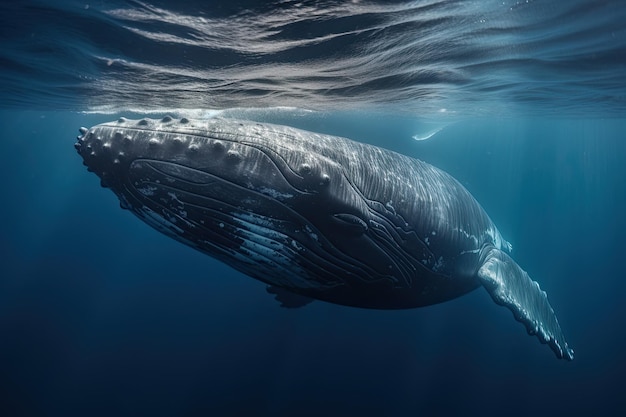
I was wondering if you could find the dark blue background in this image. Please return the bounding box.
[1,111,624,416]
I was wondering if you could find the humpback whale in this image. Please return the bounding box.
[75,116,574,360]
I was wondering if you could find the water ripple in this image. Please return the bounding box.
[0,0,624,116]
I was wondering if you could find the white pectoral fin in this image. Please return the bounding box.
[477,247,574,361]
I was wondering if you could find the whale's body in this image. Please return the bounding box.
[75,116,573,360]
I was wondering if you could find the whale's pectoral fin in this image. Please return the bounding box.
[266,285,314,308]
[477,247,574,360]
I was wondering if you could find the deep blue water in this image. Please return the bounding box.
[1,1,626,416]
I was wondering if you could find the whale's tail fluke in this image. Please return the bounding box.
[477,247,574,360]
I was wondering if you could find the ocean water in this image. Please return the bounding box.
[1,1,625,416]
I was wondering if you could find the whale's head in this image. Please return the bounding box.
[74,116,358,294]
[75,116,225,192]
[74,115,324,252]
